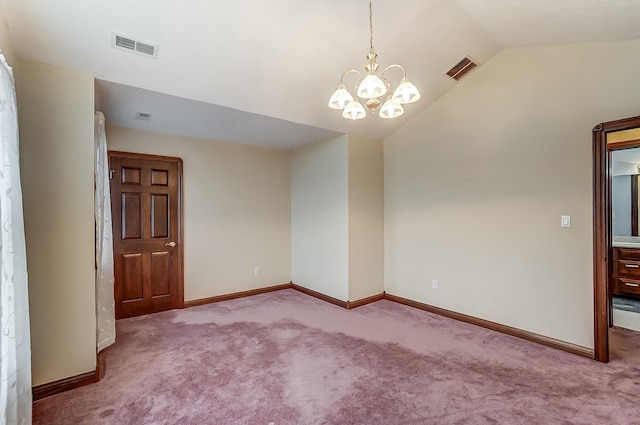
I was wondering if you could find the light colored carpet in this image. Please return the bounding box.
[34,289,640,424]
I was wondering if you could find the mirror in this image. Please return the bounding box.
[612,147,640,237]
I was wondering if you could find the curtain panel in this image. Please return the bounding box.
[95,112,116,352]
[0,51,32,425]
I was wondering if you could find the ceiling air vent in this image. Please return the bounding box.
[445,56,478,81]
[112,32,158,58]
[135,112,152,121]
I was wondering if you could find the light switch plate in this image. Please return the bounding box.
[561,215,571,228]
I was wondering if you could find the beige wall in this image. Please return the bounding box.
[291,134,384,302]
[348,135,384,301]
[106,125,291,301]
[384,39,640,349]
[18,61,96,385]
[0,5,16,67]
[291,136,349,300]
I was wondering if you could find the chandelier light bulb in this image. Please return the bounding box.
[356,73,388,99]
[342,100,366,120]
[379,97,404,119]
[328,84,355,110]
[392,79,421,104]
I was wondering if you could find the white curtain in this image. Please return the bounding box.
[95,112,116,352]
[0,52,32,425]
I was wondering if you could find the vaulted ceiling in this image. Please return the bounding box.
[2,0,639,148]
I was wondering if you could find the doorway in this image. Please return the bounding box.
[593,115,640,362]
[109,151,184,319]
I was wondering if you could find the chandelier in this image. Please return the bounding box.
[328,0,421,120]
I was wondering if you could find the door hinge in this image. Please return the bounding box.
[109,169,114,180]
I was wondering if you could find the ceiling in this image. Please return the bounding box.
[2,0,640,149]
[94,80,342,149]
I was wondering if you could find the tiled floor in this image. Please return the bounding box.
[613,308,640,331]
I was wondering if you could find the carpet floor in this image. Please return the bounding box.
[33,289,640,424]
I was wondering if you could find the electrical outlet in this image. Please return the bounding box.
[254,267,260,275]
[432,279,438,289]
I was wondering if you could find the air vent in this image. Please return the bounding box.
[112,32,158,58]
[135,112,152,121]
[445,56,478,81]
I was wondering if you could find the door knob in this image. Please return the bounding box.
[165,241,176,248]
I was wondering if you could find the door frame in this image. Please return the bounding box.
[108,150,185,311]
[593,115,640,362]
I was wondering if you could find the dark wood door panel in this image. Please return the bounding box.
[121,167,142,185]
[151,194,169,238]
[122,253,143,301]
[110,151,183,319]
[121,193,142,239]
[151,251,171,296]
[151,169,169,186]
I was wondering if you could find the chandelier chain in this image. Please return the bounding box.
[369,0,374,53]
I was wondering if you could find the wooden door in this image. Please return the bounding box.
[109,151,184,319]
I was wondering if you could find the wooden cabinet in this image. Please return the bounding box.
[613,247,640,297]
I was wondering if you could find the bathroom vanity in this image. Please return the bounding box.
[612,237,640,298]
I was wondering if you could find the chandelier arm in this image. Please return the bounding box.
[353,76,365,99]
[381,64,407,81]
[340,69,361,84]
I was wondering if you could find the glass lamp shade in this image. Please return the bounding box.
[391,79,420,104]
[342,100,366,120]
[356,73,388,99]
[328,84,355,110]
[379,97,404,119]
